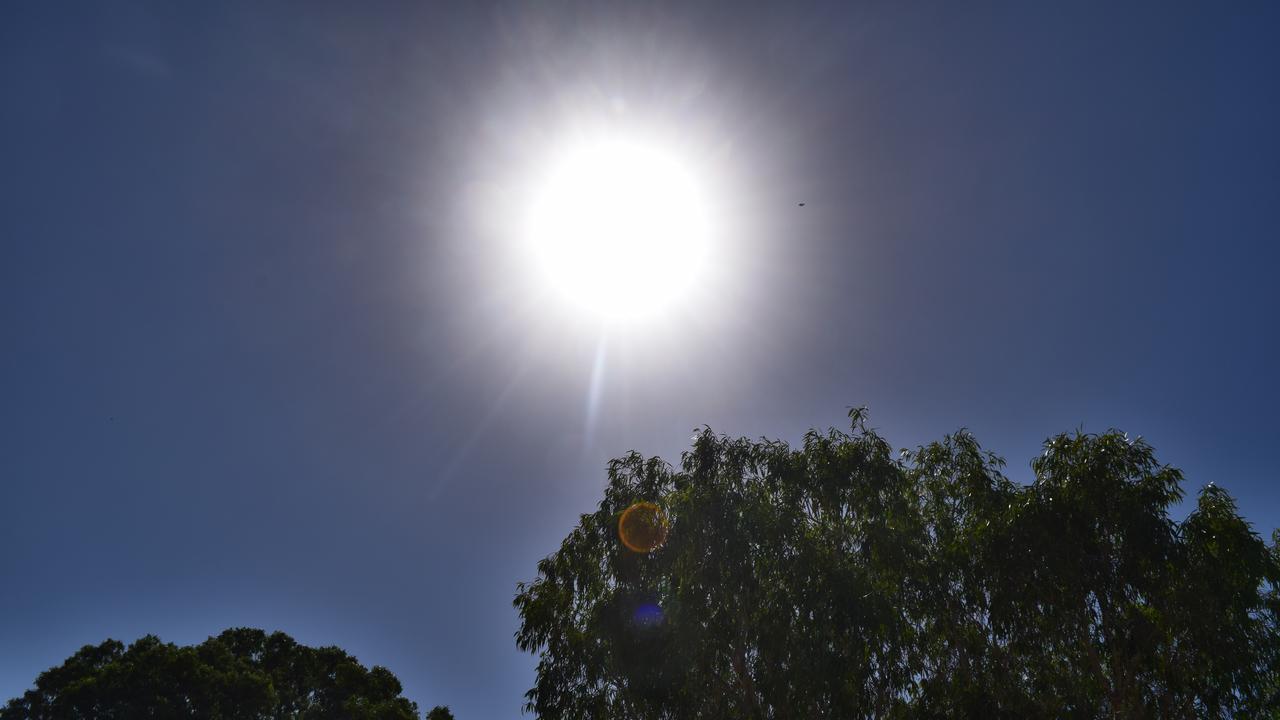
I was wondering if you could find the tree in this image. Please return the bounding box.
[1,628,429,720]
[425,707,455,720]
[514,409,1280,718]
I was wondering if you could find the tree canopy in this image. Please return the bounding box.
[1,628,453,720]
[515,410,1280,718]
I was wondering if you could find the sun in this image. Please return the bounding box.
[526,137,711,321]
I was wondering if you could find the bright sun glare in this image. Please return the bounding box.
[526,138,711,321]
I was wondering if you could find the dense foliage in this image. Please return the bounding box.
[515,410,1280,718]
[1,628,453,720]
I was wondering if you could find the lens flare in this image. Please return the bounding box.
[618,501,669,553]
[632,602,665,629]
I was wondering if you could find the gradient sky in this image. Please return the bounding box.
[3,2,1278,718]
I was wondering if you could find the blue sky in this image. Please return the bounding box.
[3,2,1278,718]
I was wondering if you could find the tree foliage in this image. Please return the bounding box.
[1,628,432,720]
[514,409,1280,718]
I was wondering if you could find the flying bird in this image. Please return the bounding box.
[798,202,805,207]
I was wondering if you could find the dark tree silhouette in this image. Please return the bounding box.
[425,707,455,720]
[515,409,1280,718]
[1,628,432,719]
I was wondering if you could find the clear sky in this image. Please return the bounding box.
[3,2,1278,718]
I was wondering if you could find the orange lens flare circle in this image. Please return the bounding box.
[618,502,669,553]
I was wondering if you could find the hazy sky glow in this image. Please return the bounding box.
[3,3,1279,718]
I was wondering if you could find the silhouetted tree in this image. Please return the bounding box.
[1,628,428,720]
[515,409,1280,718]
[425,706,455,720]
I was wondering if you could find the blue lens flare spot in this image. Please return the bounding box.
[632,602,664,628]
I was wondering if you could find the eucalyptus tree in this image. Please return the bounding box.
[514,409,1280,718]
